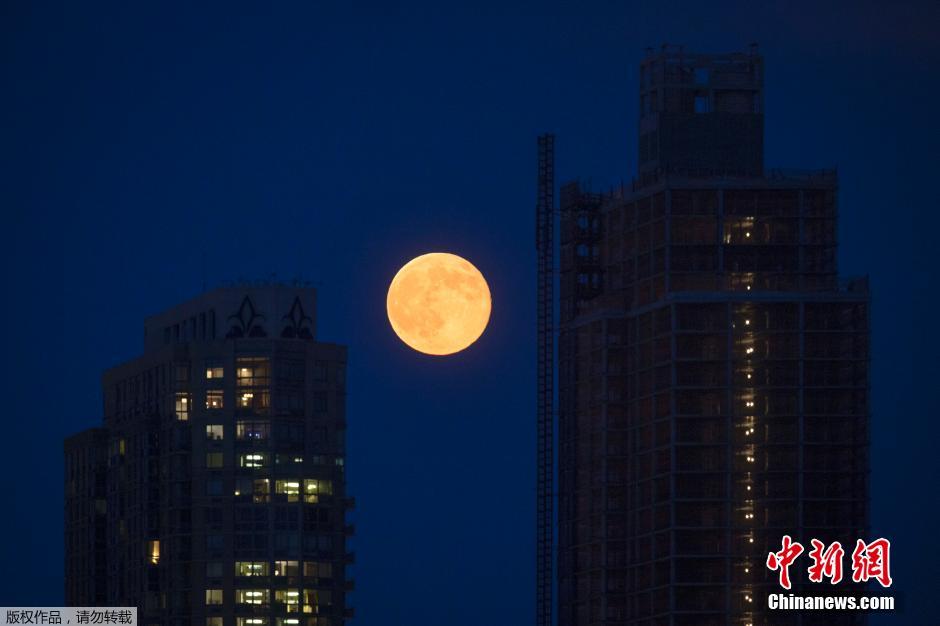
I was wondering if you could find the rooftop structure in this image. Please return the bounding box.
[542,45,870,626]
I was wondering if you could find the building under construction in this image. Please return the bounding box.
[538,45,870,626]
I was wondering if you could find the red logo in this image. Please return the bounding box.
[851,538,893,588]
[807,539,845,584]
[766,535,804,590]
[767,536,893,588]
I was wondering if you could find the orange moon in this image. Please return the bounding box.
[386,252,492,355]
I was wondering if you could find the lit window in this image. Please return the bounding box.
[276,619,300,626]
[235,589,269,605]
[236,420,270,441]
[276,480,301,502]
[303,561,332,579]
[235,561,269,577]
[275,589,300,612]
[206,425,224,441]
[303,479,333,503]
[274,560,299,577]
[207,618,223,626]
[237,619,269,626]
[206,452,224,469]
[147,540,160,565]
[236,357,270,386]
[206,391,224,410]
[303,589,331,611]
[206,363,224,380]
[205,589,223,605]
[275,454,303,466]
[175,393,190,421]
[240,453,268,469]
[237,390,271,412]
[235,478,270,503]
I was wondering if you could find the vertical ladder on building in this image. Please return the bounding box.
[535,133,555,626]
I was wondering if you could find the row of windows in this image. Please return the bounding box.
[207,421,309,443]
[206,618,331,626]
[205,533,334,552]
[176,392,328,420]
[206,452,304,469]
[226,561,332,578]
[211,478,333,502]
[193,358,337,385]
[206,587,331,608]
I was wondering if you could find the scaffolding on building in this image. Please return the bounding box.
[535,133,555,626]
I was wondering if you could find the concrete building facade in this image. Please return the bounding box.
[65,286,353,626]
[557,46,870,626]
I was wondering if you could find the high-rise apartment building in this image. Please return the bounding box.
[65,286,354,626]
[557,46,869,625]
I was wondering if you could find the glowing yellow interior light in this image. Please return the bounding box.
[745,232,751,238]
[746,347,754,354]
[148,540,160,565]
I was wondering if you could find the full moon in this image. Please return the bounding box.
[386,252,492,356]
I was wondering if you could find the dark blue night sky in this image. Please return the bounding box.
[2,1,938,623]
